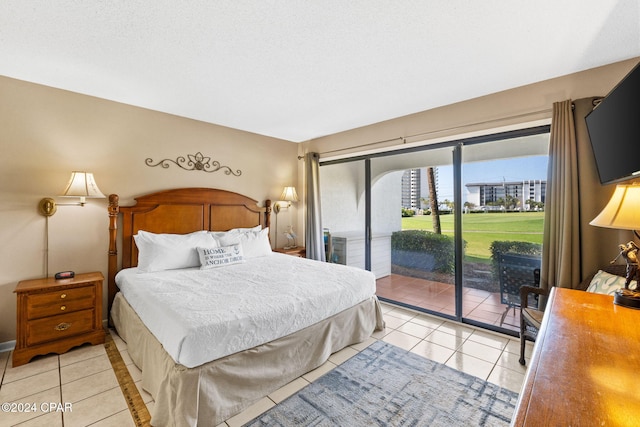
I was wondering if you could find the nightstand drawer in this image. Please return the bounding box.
[27,309,95,346]
[26,285,96,320]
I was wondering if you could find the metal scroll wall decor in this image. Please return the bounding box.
[145,152,242,176]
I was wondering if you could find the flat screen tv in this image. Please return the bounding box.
[586,61,640,185]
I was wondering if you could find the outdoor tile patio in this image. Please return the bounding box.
[376,274,520,332]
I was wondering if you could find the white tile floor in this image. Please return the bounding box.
[0,302,532,426]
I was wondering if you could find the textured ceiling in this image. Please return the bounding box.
[1,1,639,142]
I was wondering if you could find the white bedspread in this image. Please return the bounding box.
[115,253,377,368]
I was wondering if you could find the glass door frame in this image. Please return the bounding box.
[453,144,463,321]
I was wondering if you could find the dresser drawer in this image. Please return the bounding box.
[26,285,96,320]
[26,309,95,346]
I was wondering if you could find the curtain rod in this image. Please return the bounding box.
[314,107,553,157]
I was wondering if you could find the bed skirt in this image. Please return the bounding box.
[111,292,385,427]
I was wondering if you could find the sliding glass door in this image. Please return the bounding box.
[461,134,548,332]
[370,146,456,318]
[319,126,549,333]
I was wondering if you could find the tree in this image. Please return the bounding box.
[426,167,441,234]
[420,197,430,210]
[504,195,520,210]
[526,199,545,211]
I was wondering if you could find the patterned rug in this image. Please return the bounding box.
[244,341,518,427]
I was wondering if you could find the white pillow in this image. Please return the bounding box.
[216,227,272,258]
[587,270,637,295]
[134,230,217,273]
[198,244,245,269]
[241,228,272,258]
[209,225,261,240]
[230,225,262,233]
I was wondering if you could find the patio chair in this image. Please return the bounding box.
[519,263,628,365]
[497,253,541,326]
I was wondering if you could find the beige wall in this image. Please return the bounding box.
[0,77,299,345]
[303,58,640,159]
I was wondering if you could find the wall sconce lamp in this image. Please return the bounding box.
[273,186,298,213]
[590,183,640,309]
[273,186,298,248]
[38,171,106,216]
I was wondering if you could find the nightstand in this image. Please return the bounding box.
[274,247,306,258]
[13,272,106,367]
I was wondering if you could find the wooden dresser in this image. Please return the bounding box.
[511,287,640,426]
[13,272,105,367]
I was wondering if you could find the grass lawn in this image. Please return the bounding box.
[401,212,544,262]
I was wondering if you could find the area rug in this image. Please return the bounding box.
[244,340,518,427]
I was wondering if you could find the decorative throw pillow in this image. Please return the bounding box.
[198,244,245,269]
[587,270,637,295]
[134,230,216,273]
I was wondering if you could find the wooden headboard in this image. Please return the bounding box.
[107,188,271,313]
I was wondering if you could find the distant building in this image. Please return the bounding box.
[401,169,421,210]
[465,180,546,210]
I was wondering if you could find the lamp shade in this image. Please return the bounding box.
[61,171,105,199]
[280,186,298,202]
[590,184,640,230]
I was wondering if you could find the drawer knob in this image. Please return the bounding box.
[60,294,67,299]
[54,322,71,331]
[60,305,66,311]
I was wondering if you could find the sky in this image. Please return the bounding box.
[434,155,549,202]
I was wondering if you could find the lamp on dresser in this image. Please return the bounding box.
[590,183,640,309]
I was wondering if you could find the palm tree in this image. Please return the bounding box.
[426,167,441,234]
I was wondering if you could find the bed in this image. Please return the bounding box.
[106,188,385,426]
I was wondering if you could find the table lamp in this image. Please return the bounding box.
[590,183,640,309]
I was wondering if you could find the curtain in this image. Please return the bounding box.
[305,152,326,261]
[541,100,580,293]
[541,98,618,295]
